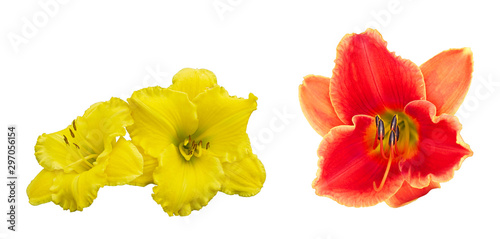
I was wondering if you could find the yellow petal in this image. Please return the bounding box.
[127,86,198,158]
[34,131,88,173]
[152,144,223,216]
[78,97,133,149]
[128,146,158,186]
[192,86,257,163]
[50,164,107,212]
[35,97,132,173]
[26,169,57,206]
[103,137,143,186]
[221,153,266,197]
[169,68,218,100]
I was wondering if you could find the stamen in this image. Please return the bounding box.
[72,119,77,131]
[77,144,94,156]
[373,116,380,149]
[179,143,193,161]
[373,130,397,192]
[194,144,203,158]
[379,138,388,159]
[373,150,393,191]
[63,135,69,145]
[377,119,385,140]
[74,132,100,154]
[206,142,210,150]
[69,128,75,138]
[394,126,401,155]
[390,115,398,131]
[83,154,98,161]
[64,154,97,170]
[73,143,80,149]
[388,130,396,146]
[395,125,400,142]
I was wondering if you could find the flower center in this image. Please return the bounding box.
[62,119,100,171]
[371,112,418,191]
[178,135,210,161]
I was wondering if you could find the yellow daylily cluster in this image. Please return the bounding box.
[27,68,266,216]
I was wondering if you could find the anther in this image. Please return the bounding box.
[198,141,202,148]
[206,142,210,150]
[72,120,77,131]
[63,135,69,145]
[73,143,80,149]
[69,128,75,138]
[375,115,380,128]
[388,130,396,146]
[395,125,400,142]
[377,119,385,140]
[390,115,398,131]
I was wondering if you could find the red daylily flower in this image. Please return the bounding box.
[299,29,473,207]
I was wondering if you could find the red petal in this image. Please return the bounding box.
[330,29,425,123]
[385,181,440,208]
[313,115,404,207]
[420,48,473,115]
[299,75,345,136]
[400,100,473,188]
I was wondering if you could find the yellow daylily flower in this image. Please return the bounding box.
[127,68,266,216]
[27,98,143,212]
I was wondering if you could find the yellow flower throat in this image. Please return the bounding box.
[370,111,419,192]
[178,135,210,161]
[62,119,99,170]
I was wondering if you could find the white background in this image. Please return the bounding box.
[1,1,499,238]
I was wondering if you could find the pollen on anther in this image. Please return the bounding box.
[73,143,80,149]
[72,120,77,131]
[389,131,396,146]
[390,115,398,131]
[63,135,69,145]
[377,119,385,140]
[395,125,400,141]
[69,128,75,138]
[206,142,210,150]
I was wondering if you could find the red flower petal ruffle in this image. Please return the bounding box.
[385,180,440,208]
[330,29,425,123]
[313,115,404,207]
[400,100,472,189]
